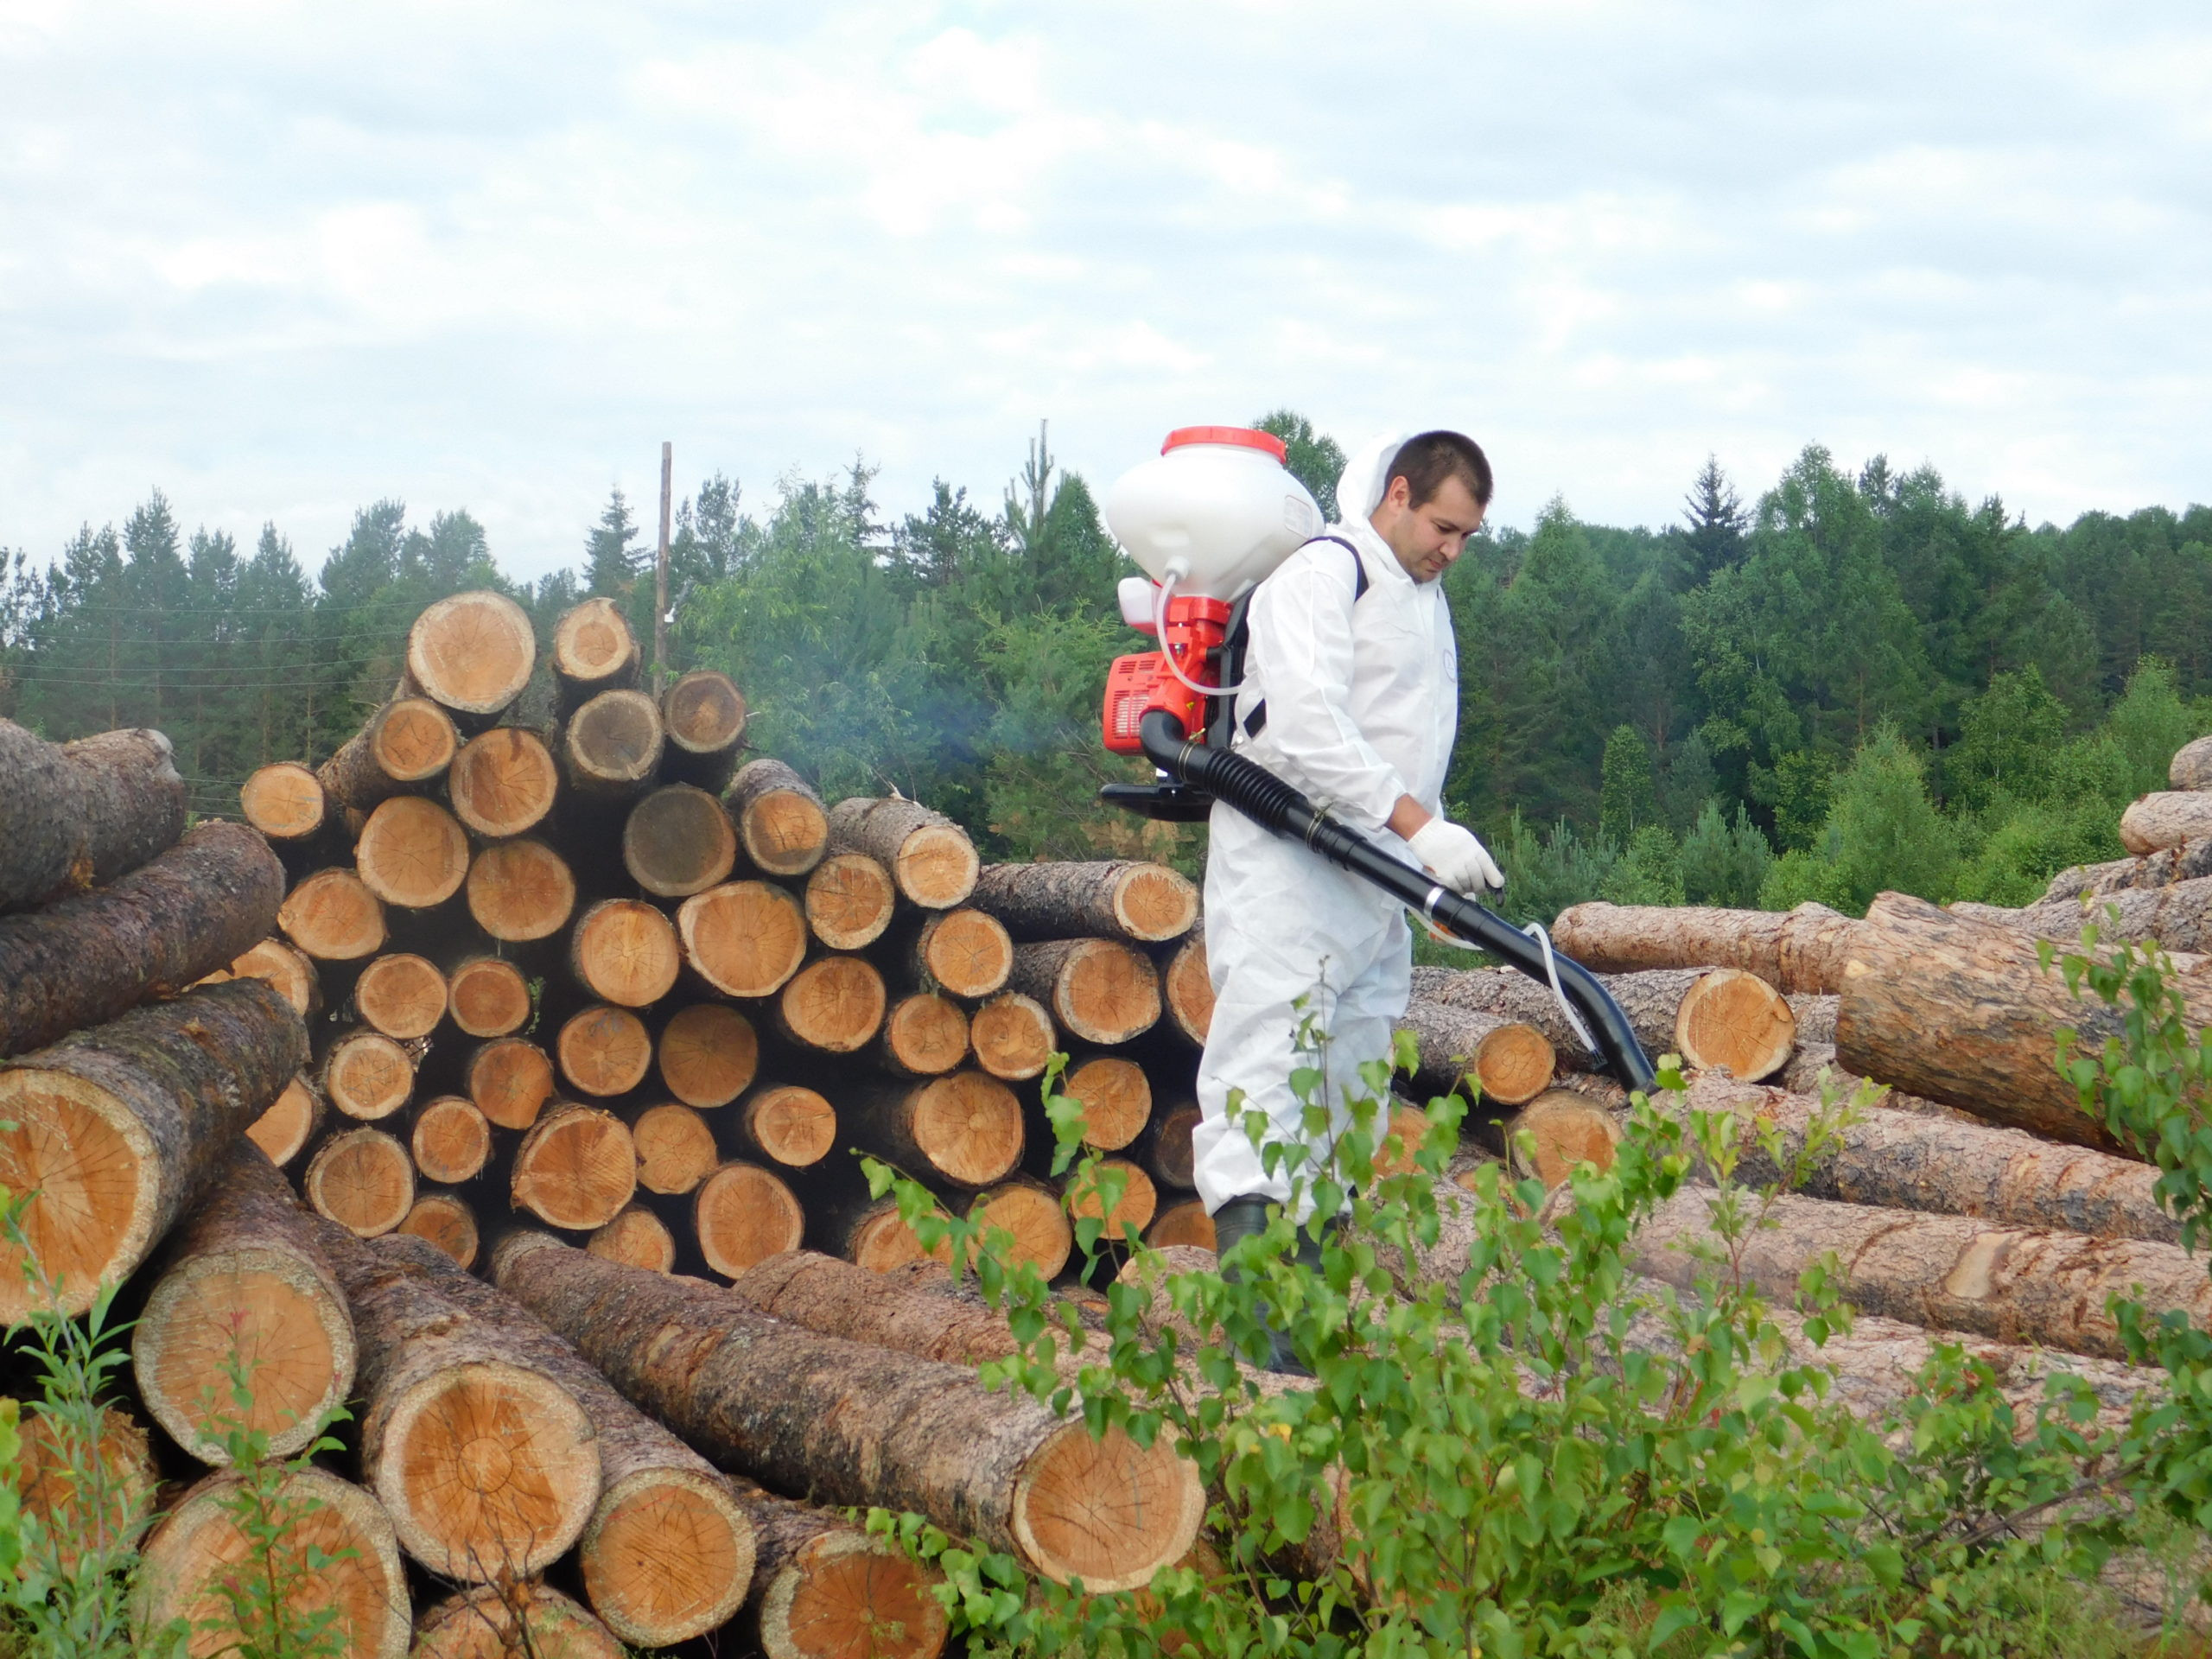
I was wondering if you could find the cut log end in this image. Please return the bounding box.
[583,1468,754,1647]
[1146,1198,1214,1250]
[896,825,981,909]
[512,1105,639,1232]
[467,1037,555,1131]
[679,880,809,998]
[1062,1056,1151,1151]
[304,1128,415,1238]
[755,1527,948,1659]
[625,785,738,898]
[740,1084,837,1169]
[1065,1159,1159,1239]
[200,936,319,1019]
[1147,1100,1199,1191]
[1011,1421,1204,1592]
[565,687,664,797]
[780,955,887,1053]
[842,1199,934,1273]
[367,696,459,783]
[1111,863,1200,940]
[658,1002,759,1107]
[1163,931,1213,1045]
[918,908,1014,998]
[696,1161,806,1280]
[969,991,1055,1081]
[355,952,448,1040]
[882,992,969,1076]
[662,668,747,756]
[404,590,537,717]
[0,1068,157,1319]
[740,788,831,877]
[1675,967,1796,1082]
[446,956,531,1039]
[588,1202,677,1273]
[8,1402,158,1574]
[247,1075,324,1167]
[466,837,576,942]
[553,595,641,693]
[1506,1090,1622,1189]
[396,1192,479,1270]
[325,1030,414,1122]
[413,1583,622,1659]
[1474,1023,1556,1107]
[411,1096,492,1185]
[355,796,469,910]
[448,727,558,839]
[909,1072,1024,1187]
[558,1004,654,1097]
[279,868,387,961]
[633,1103,721,1195]
[966,1182,1073,1277]
[1019,939,1161,1046]
[239,761,327,841]
[804,853,897,950]
[573,898,682,1007]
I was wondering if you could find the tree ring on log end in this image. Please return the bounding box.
[963,1184,1071,1278]
[758,1529,948,1659]
[804,853,895,950]
[624,785,738,898]
[1146,1199,1213,1250]
[305,1128,414,1238]
[372,1359,598,1580]
[1112,864,1200,942]
[1472,1025,1555,1107]
[397,1192,480,1269]
[919,910,1011,997]
[512,1107,637,1232]
[356,953,448,1040]
[467,1038,555,1131]
[658,1003,759,1108]
[247,1076,321,1167]
[467,838,575,942]
[356,797,469,910]
[447,957,531,1039]
[327,1031,414,1122]
[1054,943,1160,1046]
[555,597,636,684]
[279,868,387,961]
[414,1582,621,1659]
[1164,935,1213,1044]
[448,728,558,839]
[847,1200,935,1273]
[969,992,1054,1081]
[1674,967,1796,1083]
[406,591,536,715]
[780,956,887,1053]
[1062,1058,1150,1150]
[632,1103,719,1195]
[238,762,325,840]
[885,993,969,1075]
[1065,1159,1158,1239]
[412,1096,492,1185]
[558,1005,653,1097]
[1011,1422,1203,1592]
[574,899,682,1007]
[372,696,459,781]
[741,788,830,877]
[663,669,746,754]
[586,1203,675,1272]
[582,1469,754,1647]
[0,1069,156,1319]
[895,825,978,909]
[912,1073,1022,1187]
[1508,1090,1622,1190]
[677,881,807,998]
[694,1161,804,1279]
[741,1085,836,1168]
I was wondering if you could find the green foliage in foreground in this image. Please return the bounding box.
[861,933,2212,1656]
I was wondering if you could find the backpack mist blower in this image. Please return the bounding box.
[1094,425,1657,1096]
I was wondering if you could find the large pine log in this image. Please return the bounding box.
[397,590,537,726]
[552,595,643,712]
[3,1399,159,1574]
[829,796,978,908]
[678,880,809,997]
[818,1190,938,1271]
[969,989,1055,1080]
[570,897,682,1007]
[729,1083,837,1170]
[1162,921,1212,1044]
[279,867,388,961]
[131,1465,410,1659]
[446,725,559,838]
[467,1036,556,1130]
[445,953,531,1038]
[966,1179,1075,1276]
[725,758,832,876]
[379,1232,756,1647]
[624,783,737,897]
[562,688,664,803]
[778,954,887,1052]
[397,1191,480,1269]
[0,721,185,912]
[1627,1184,2212,1362]
[722,1249,1020,1364]
[134,1144,357,1463]
[741,1491,950,1659]
[0,979,304,1320]
[198,935,320,1020]
[1551,899,1859,994]
[2172,734,2212,790]
[309,1212,601,1580]
[1953,875,2212,956]
[660,668,748,791]
[556,1003,653,1097]
[353,950,447,1040]
[410,1095,493,1185]
[412,1583,621,1659]
[247,1072,325,1168]
[589,1202,677,1273]
[1395,997,1556,1107]
[1008,938,1161,1046]
[323,1027,414,1122]
[239,760,331,844]
[657,1001,759,1107]
[696,1160,808,1278]
[805,851,897,950]
[465,836,576,941]
[1060,1053,1153,1151]
[305,1127,416,1238]
[2044,837,2212,903]
[2121,791,2212,855]
[849,1072,1026,1189]
[1832,893,2194,1152]
[880,990,970,1077]
[492,1233,1205,1590]
[0,820,284,1058]
[906,907,1014,998]
[632,1102,721,1194]
[512,1104,639,1232]
[355,796,470,910]
[1490,1088,1622,1187]
[317,696,460,811]
[969,860,1199,944]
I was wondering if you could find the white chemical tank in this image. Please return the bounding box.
[1103,427,1323,601]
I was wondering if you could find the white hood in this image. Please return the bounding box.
[1333,430,1408,525]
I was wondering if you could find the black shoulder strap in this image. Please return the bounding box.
[1236,535,1370,741]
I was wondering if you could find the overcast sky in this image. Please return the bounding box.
[3,2,2207,582]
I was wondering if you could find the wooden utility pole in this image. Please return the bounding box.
[655,441,673,696]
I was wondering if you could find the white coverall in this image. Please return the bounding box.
[1190,432,1460,1216]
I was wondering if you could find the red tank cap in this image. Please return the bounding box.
[1161,426,1287,463]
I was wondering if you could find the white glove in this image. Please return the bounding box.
[1407,818,1504,895]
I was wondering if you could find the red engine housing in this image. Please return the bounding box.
[1101,592,1232,754]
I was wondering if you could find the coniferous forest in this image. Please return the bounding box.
[3,410,2207,932]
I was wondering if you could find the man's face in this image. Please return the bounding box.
[1370,474,1485,582]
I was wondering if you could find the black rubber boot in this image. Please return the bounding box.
[1210,1197,1336,1376]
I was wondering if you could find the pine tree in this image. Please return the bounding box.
[584,488,642,598]
[1676,456,1746,588]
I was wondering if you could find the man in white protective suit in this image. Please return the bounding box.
[1193,429,1500,1370]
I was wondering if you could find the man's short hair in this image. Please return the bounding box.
[1386,430,1492,510]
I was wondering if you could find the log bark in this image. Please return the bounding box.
[1143,1099,1201,1192]
[512,1103,639,1232]
[969,860,1199,944]
[849,1072,1026,1189]
[880,991,970,1077]
[493,1232,1205,1590]
[465,836,576,942]
[3,1398,159,1574]
[677,880,809,997]
[1395,998,1556,1107]
[198,935,320,1020]
[412,1583,621,1659]
[589,1202,676,1273]
[323,1027,414,1122]
[552,595,642,713]
[1008,938,1161,1046]
[2043,837,2212,903]
[556,1003,653,1097]
[695,1160,808,1279]
[623,783,737,897]
[804,851,897,950]
[1628,1183,2212,1362]
[1954,875,2212,956]
[660,668,748,791]
[1060,1053,1153,1150]
[0,819,284,1058]
[380,1231,756,1646]
[569,897,681,1007]
[2173,734,2212,791]
[0,721,186,912]
[398,590,537,726]
[410,1095,493,1185]
[1162,921,1213,1045]
[631,1102,721,1195]
[0,979,304,1319]
[1676,1071,2180,1245]
[828,796,977,908]
[1065,1158,1159,1241]
[725,758,831,876]
[1833,893,2183,1152]
[1146,1198,1214,1249]
[279,867,388,960]
[308,1214,601,1580]
[2121,791,2212,855]
[729,1083,837,1170]
[562,688,664,803]
[1552,899,1860,994]
[446,725,559,838]
[445,953,531,1039]
[247,1072,325,1168]
[133,1142,356,1463]
[741,1486,950,1659]
[305,1127,416,1238]
[906,907,1014,998]
[239,760,330,842]
[317,696,459,811]
[969,990,1055,1081]
[353,950,447,1040]
[397,1191,480,1269]
[724,1249,1021,1363]
[466,1036,556,1130]
[656,1001,758,1108]
[132,1465,409,1659]
[778,954,887,1052]
[354,795,470,910]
